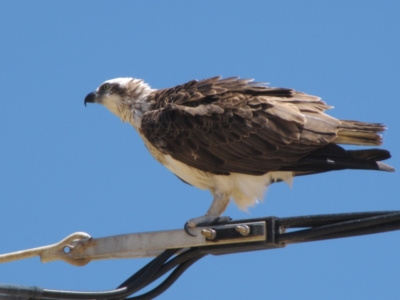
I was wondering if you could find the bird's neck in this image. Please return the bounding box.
[122,81,155,129]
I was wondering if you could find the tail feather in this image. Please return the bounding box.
[333,120,385,146]
[376,161,395,172]
[347,149,391,161]
[282,144,395,176]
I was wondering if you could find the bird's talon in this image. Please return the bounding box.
[217,216,232,224]
[184,222,197,236]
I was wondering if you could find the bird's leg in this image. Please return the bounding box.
[184,191,231,236]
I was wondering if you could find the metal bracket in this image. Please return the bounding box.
[1,211,398,300]
[0,221,266,266]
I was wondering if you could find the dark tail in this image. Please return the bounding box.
[280,144,395,176]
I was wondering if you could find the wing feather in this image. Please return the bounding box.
[141,77,385,175]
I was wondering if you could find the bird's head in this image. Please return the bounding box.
[84,77,154,125]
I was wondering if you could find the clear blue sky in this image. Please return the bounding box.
[0,1,399,299]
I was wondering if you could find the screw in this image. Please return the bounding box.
[235,225,250,236]
[201,228,216,240]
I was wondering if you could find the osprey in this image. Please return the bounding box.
[84,76,394,234]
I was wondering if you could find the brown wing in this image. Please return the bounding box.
[140,77,380,176]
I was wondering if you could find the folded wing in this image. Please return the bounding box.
[141,77,392,176]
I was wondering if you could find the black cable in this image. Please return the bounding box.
[276,211,399,228]
[111,249,178,299]
[113,249,206,300]
[276,212,400,243]
[32,249,178,300]
[300,217,400,242]
[1,211,399,300]
[126,255,206,300]
[116,249,177,289]
[146,248,204,283]
[41,287,128,300]
[0,284,43,299]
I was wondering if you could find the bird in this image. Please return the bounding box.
[84,76,394,234]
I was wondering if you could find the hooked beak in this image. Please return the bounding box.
[84,92,97,107]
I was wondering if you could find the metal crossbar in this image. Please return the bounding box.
[1,210,399,299]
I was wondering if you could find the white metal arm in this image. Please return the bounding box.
[0,222,266,266]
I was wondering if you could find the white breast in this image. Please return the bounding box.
[157,150,293,211]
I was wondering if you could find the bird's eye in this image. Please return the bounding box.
[101,83,111,91]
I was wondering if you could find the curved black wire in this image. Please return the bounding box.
[116,249,177,289]
[144,248,205,283]
[42,287,128,300]
[111,249,178,299]
[39,249,178,300]
[113,249,206,300]
[126,255,206,300]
